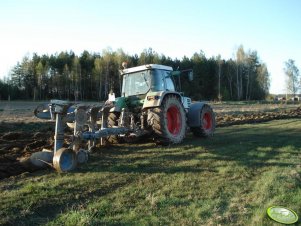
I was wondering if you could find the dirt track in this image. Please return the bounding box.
[0,101,300,180]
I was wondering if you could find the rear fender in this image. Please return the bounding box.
[187,102,207,127]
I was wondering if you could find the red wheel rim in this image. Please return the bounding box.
[167,105,181,135]
[202,112,212,130]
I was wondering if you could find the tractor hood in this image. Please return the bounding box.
[109,96,145,112]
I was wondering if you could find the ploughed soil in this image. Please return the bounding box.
[0,101,300,180]
[216,107,301,127]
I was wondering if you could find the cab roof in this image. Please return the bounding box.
[121,64,173,74]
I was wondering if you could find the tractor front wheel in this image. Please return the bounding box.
[148,95,186,144]
[105,112,122,144]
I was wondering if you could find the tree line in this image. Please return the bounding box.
[0,46,270,101]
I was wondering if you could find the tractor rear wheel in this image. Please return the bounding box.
[191,104,215,137]
[148,95,186,144]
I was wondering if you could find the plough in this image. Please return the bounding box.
[32,99,129,172]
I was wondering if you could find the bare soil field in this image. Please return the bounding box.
[0,101,55,179]
[213,102,301,126]
[0,100,300,180]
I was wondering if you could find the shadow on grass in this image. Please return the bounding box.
[85,119,301,175]
[84,143,216,174]
[2,172,136,226]
[206,120,301,168]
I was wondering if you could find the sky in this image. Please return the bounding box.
[0,0,300,94]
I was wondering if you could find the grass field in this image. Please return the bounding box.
[1,118,301,225]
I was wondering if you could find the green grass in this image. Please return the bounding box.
[1,119,301,225]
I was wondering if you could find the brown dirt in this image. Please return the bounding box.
[0,101,300,180]
[0,126,54,180]
[216,107,301,127]
[0,101,55,179]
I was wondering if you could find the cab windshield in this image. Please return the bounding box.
[122,70,151,96]
[122,69,174,97]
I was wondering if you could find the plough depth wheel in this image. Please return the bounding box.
[53,148,77,172]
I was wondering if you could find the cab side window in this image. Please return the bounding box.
[151,69,165,91]
[163,71,175,91]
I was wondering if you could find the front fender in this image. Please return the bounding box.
[187,102,207,127]
[142,91,182,109]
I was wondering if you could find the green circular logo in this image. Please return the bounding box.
[267,206,299,224]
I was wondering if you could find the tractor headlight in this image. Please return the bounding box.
[147,95,160,101]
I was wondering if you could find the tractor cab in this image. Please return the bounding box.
[121,64,175,97]
[117,64,192,110]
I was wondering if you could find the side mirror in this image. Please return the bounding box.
[188,71,193,81]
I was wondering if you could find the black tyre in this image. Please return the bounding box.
[191,104,215,137]
[105,112,122,144]
[148,95,186,144]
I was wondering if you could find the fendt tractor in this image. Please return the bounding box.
[32,64,215,172]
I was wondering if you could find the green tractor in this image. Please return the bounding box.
[105,64,215,144]
[33,64,215,172]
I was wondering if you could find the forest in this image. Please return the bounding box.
[0,46,270,101]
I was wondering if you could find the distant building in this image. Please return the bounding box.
[274,94,301,102]
[291,96,300,101]
[275,96,286,101]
